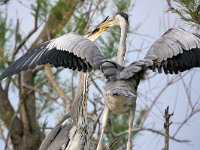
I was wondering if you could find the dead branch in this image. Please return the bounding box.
[45,64,71,109]
[162,106,173,150]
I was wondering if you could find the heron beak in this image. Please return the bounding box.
[86,16,114,41]
[90,15,115,37]
[94,19,113,35]
[98,20,113,29]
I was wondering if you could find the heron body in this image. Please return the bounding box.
[1,11,200,150]
[96,12,138,150]
[39,73,89,150]
[104,12,132,115]
[0,20,108,149]
[38,29,106,149]
[98,13,200,150]
[104,79,138,114]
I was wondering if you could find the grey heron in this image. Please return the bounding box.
[95,12,139,150]
[0,17,110,150]
[1,11,200,150]
[99,13,200,150]
[39,72,90,150]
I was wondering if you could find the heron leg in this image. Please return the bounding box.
[127,100,136,150]
[96,106,110,150]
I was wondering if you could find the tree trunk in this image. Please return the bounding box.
[0,0,81,149]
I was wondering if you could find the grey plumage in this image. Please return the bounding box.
[0,33,103,81]
[98,15,200,150]
[102,28,200,80]
[39,114,72,150]
[0,17,111,150]
[104,78,138,114]
[100,60,123,80]
[2,11,200,150]
[40,73,89,150]
[145,28,200,73]
[37,17,111,149]
[97,12,137,150]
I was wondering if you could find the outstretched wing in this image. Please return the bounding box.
[145,27,200,74]
[0,33,103,80]
[118,28,200,79]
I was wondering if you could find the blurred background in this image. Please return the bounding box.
[0,0,200,150]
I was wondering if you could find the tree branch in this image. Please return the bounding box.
[45,64,71,109]
[163,106,173,150]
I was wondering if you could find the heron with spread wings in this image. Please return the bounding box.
[97,13,200,150]
[0,16,109,150]
[1,12,200,150]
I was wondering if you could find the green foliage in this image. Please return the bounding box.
[65,0,96,34]
[103,110,145,149]
[104,114,129,149]
[31,0,52,23]
[0,15,6,49]
[68,9,89,34]
[0,12,8,70]
[52,0,66,21]
[171,0,200,27]
[36,0,52,21]
[46,0,79,37]
[98,0,134,59]
[113,0,134,12]
[98,27,120,59]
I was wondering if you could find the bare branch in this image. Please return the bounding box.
[163,106,173,150]
[45,64,71,109]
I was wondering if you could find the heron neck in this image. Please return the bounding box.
[117,23,128,66]
[71,72,89,125]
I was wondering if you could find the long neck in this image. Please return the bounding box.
[70,72,89,125]
[117,23,128,66]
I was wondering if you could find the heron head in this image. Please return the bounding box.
[105,12,128,27]
[84,16,109,41]
[85,12,128,41]
[96,12,128,29]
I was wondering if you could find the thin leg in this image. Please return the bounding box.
[96,106,110,150]
[127,100,136,150]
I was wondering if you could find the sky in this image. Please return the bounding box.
[129,1,200,150]
[1,0,200,150]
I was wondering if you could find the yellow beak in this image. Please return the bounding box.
[95,20,113,34]
[86,17,114,41]
[98,21,113,29]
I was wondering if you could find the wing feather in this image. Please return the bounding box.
[113,28,200,80]
[0,33,103,80]
[143,28,200,74]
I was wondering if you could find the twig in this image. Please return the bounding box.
[110,126,189,143]
[166,0,173,10]
[108,139,118,150]
[91,76,103,95]
[45,64,71,109]
[173,107,200,137]
[162,106,173,150]
[11,6,39,60]
[89,108,104,138]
